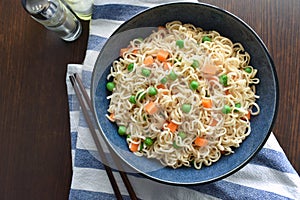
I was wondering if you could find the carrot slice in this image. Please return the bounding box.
[194,137,208,147]
[202,98,213,108]
[144,101,158,115]
[144,55,154,65]
[129,142,139,152]
[157,50,169,62]
[166,121,178,133]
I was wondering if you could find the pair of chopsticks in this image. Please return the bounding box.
[69,73,138,200]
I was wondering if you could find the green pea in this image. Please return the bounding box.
[219,74,228,86]
[118,126,127,136]
[182,104,191,113]
[222,105,231,114]
[168,70,178,81]
[148,86,157,96]
[178,131,187,139]
[235,103,241,108]
[190,80,199,90]
[202,36,211,42]
[191,59,199,68]
[106,82,115,91]
[139,142,144,151]
[144,137,154,147]
[160,77,167,84]
[234,103,241,112]
[127,63,134,72]
[142,68,151,77]
[129,95,136,104]
[173,141,180,149]
[176,40,184,49]
[137,37,143,41]
[245,67,252,73]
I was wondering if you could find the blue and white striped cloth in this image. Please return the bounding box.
[66,1,300,199]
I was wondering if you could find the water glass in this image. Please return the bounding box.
[65,0,93,20]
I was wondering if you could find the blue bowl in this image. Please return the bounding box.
[91,2,278,185]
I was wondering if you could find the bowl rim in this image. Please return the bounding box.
[91,2,279,185]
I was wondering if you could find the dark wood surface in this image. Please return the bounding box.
[0,0,299,199]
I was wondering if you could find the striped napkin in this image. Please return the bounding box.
[66,1,300,199]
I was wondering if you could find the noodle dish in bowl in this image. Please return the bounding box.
[91,2,278,185]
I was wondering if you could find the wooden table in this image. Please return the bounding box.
[0,0,299,199]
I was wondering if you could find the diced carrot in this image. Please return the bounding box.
[129,142,139,152]
[225,90,230,95]
[120,47,130,57]
[144,101,158,115]
[132,49,139,54]
[194,137,208,147]
[210,118,218,126]
[245,111,251,120]
[157,84,169,95]
[202,98,213,108]
[156,84,166,89]
[157,50,169,62]
[220,150,226,154]
[143,55,154,65]
[108,113,115,122]
[163,61,171,70]
[241,110,251,121]
[120,48,139,57]
[166,121,178,133]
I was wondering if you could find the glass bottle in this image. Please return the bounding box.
[22,0,82,41]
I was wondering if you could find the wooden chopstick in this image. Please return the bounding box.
[72,73,137,199]
[69,74,138,200]
[69,75,123,200]
[72,73,138,200]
